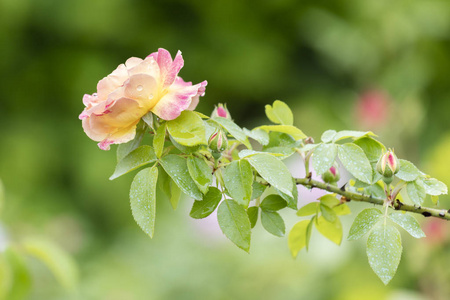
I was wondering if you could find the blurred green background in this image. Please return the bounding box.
[1,0,450,299]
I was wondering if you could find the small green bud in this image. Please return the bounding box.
[376,149,400,178]
[211,103,231,119]
[209,130,228,152]
[322,163,340,184]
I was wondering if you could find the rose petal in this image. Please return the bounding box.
[123,74,159,108]
[82,97,146,142]
[151,84,199,120]
[97,64,128,99]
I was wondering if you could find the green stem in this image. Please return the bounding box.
[294,177,450,221]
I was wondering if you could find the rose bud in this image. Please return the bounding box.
[376,150,400,180]
[211,104,231,119]
[322,163,341,184]
[209,130,228,152]
[79,48,207,150]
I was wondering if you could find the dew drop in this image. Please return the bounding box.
[149,94,154,99]
[137,85,144,92]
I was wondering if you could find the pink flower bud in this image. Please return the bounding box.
[322,163,341,184]
[211,104,231,119]
[208,130,228,152]
[376,150,400,178]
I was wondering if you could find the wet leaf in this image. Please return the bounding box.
[130,166,158,238]
[160,155,202,200]
[247,154,293,198]
[167,111,206,146]
[223,160,253,207]
[348,208,383,240]
[110,146,157,180]
[312,143,338,175]
[396,160,420,182]
[389,212,425,238]
[367,223,402,285]
[190,187,222,219]
[338,143,372,184]
[217,199,252,252]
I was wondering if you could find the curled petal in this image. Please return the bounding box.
[152,81,203,120]
[187,80,208,111]
[148,48,184,89]
[96,64,128,99]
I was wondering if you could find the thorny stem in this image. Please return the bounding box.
[294,177,450,221]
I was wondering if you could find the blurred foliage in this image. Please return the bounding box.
[1,0,450,299]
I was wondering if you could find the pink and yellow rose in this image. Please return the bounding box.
[79,48,207,150]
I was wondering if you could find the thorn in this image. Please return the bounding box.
[340,182,347,192]
[439,211,446,217]
[422,212,432,217]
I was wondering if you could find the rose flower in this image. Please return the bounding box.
[79,48,207,150]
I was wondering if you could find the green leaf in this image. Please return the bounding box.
[217,199,252,252]
[338,143,373,184]
[333,130,375,142]
[353,137,386,163]
[110,145,157,180]
[238,149,286,159]
[316,216,343,245]
[160,155,203,200]
[261,210,285,237]
[396,160,420,182]
[261,132,299,158]
[117,122,146,162]
[305,216,315,250]
[275,178,298,210]
[312,143,338,175]
[265,100,294,125]
[22,238,78,290]
[157,166,181,210]
[223,160,253,207]
[247,154,293,197]
[422,178,448,196]
[288,220,310,258]
[3,248,31,300]
[130,166,158,238]
[348,208,383,241]
[406,180,426,205]
[153,122,167,158]
[319,195,351,215]
[251,182,266,200]
[166,110,206,146]
[244,128,270,145]
[260,195,287,211]
[190,187,222,219]
[187,156,212,195]
[320,204,337,223]
[321,130,337,143]
[389,212,425,238]
[168,135,201,154]
[211,117,251,148]
[367,223,402,285]
[297,202,319,216]
[247,206,259,228]
[257,125,306,140]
